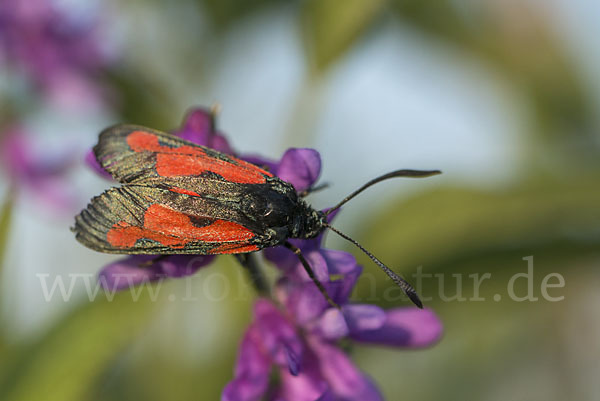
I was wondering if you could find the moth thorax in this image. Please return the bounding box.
[292,202,326,239]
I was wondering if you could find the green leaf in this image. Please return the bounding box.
[301,0,387,73]
[0,291,157,401]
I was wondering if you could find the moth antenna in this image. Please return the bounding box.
[299,182,330,198]
[325,169,441,216]
[323,223,423,308]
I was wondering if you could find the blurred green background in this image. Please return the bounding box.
[1,0,599,400]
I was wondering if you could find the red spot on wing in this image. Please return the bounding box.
[106,221,187,249]
[208,244,260,255]
[126,130,273,184]
[127,130,204,156]
[208,243,259,255]
[106,204,255,249]
[169,187,201,197]
[156,154,268,184]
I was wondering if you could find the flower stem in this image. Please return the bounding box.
[0,191,14,346]
[0,192,13,276]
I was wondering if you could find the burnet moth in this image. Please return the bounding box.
[73,123,440,308]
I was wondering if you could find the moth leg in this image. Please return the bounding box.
[299,182,330,198]
[284,242,340,309]
[234,253,269,295]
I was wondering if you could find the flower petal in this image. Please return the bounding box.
[1,128,78,210]
[177,108,212,140]
[1,129,33,178]
[98,255,213,291]
[309,337,383,401]
[0,0,108,108]
[321,249,362,303]
[321,249,359,276]
[222,325,271,401]
[275,278,329,325]
[313,308,349,340]
[342,304,386,333]
[98,255,164,291]
[263,245,298,274]
[274,345,329,401]
[267,247,329,284]
[350,307,443,348]
[275,148,321,192]
[159,255,215,278]
[297,249,329,283]
[242,155,278,174]
[315,390,335,401]
[254,299,304,374]
[85,148,112,179]
[174,108,233,154]
[285,344,301,376]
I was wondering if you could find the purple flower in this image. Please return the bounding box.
[222,262,442,401]
[85,148,112,179]
[223,299,303,401]
[173,108,234,154]
[0,126,78,211]
[244,148,321,193]
[277,258,442,352]
[98,255,214,291]
[223,287,442,400]
[0,0,110,109]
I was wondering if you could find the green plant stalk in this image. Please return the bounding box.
[0,191,14,347]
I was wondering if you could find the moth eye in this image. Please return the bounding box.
[245,197,271,217]
[250,201,265,215]
[263,202,274,217]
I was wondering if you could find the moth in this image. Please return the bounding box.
[73,125,440,307]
